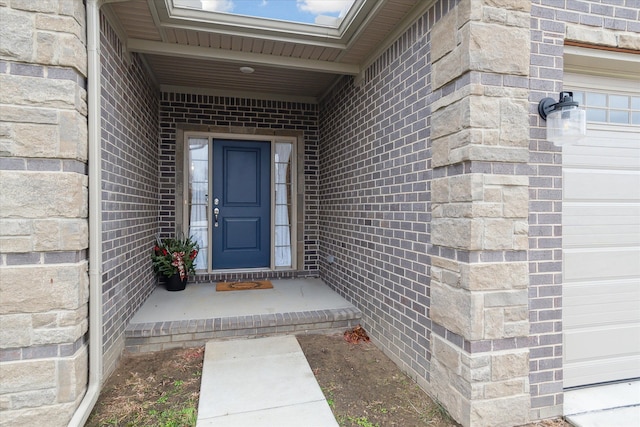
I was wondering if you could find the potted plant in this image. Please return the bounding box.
[151,235,199,291]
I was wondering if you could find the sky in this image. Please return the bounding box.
[175,0,356,26]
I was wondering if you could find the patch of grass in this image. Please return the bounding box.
[428,399,455,424]
[347,415,380,427]
[86,347,204,427]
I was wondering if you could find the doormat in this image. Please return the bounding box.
[216,280,273,292]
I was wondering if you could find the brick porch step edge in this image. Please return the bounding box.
[124,306,363,353]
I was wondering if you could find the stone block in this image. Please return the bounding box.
[469,95,501,129]
[4,388,57,410]
[432,334,461,372]
[58,110,88,161]
[461,262,529,291]
[0,360,56,394]
[0,8,33,61]
[487,0,530,11]
[461,353,491,382]
[32,322,86,346]
[0,106,59,125]
[470,394,530,426]
[484,378,527,399]
[618,33,640,50]
[483,218,516,250]
[504,305,528,321]
[432,218,483,250]
[0,237,31,253]
[0,74,79,109]
[483,7,529,28]
[566,24,617,47]
[483,307,505,339]
[450,174,483,202]
[60,219,89,250]
[9,122,60,158]
[432,36,468,90]
[431,177,449,204]
[468,22,529,76]
[11,0,57,13]
[0,263,89,315]
[444,203,475,218]
[35,14,83,40]
[431,5,460,62]
[432,97,469,140]
[36,32,87,75]
[484,290,528,307]
[483,175,528,187]
[450,144,529,164]
[57,346,87,402]
[0,171,88,219]
[432,256,462,276]
[0,402,76,427]
[431,280,484,340]
[491,350,529,381]
[504,320,529,337]
[0,314,32,348]
[499,98,530,147]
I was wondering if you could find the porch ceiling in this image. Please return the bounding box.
[105,0,425,102]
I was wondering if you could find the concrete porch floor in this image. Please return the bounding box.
[124,277,362,353]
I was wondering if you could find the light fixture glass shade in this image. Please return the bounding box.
[545,105,586,146]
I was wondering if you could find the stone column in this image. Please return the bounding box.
[0,1,89,425]
[428,1,532,426]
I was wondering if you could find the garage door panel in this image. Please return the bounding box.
[564,248,640,281]
[564,145,640,170]
[564,355,640,389]
[564,225,640,247]
[564,203,640,247]
[565,325,640,362]
[564,279,640,328]
[562,77,640,388]
[563,169,640,201]
[564,204,640,224]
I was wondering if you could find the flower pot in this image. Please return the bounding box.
[165,273,187,291]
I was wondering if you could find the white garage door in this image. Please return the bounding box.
[562,73,640,389]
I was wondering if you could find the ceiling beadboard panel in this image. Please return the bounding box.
[145,54,338,98]
[109,0,162,41]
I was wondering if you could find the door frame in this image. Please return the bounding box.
[178,131,299,273]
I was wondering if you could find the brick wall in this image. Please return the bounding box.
[318,0,434,397]
[100,12,159,374]
[528,0,640,420]
[99,13,160,376]
[0,1,89,425]
[157,94,320,277]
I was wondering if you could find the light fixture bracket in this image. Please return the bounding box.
[538,91,579,120]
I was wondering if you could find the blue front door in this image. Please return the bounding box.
[212,139,271,269]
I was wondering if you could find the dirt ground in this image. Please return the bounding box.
[87,331,571,427]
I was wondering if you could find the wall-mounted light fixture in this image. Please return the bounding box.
[538,91,586,146]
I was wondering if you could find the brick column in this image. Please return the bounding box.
[0,1,89,425]
[427,1,532,426]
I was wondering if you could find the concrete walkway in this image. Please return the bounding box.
[565,380,640,427]
[196,335,338,426]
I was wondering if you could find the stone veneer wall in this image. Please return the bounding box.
[320,0,533,425]
[321,0,639,425]
[527,0,639,420]
[99,13,159,377]
[0,1,89,425]
[157,94,320,277]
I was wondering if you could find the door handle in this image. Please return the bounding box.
[214,207,219,228]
